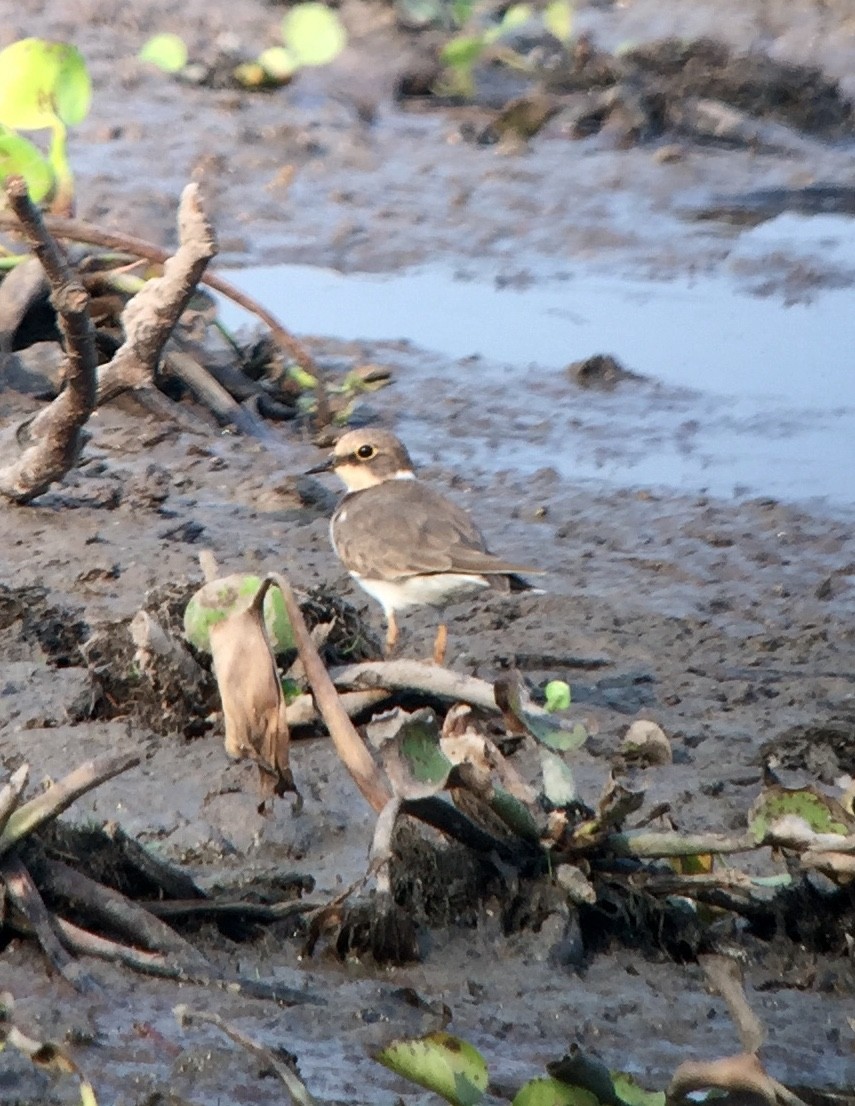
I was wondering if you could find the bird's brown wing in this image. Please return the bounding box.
[332,480,540,581]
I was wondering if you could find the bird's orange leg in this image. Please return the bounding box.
[385,612,399,657]
[432,622,448,666]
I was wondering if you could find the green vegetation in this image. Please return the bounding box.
[139,3,347,89]
[439,0,573,97]
[0,38,91,213]
[138,32,188,73]
[376,1034,665,1106]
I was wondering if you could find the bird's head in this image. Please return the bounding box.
[307,428,415,491]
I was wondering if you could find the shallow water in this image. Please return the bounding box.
[222,213,855,510]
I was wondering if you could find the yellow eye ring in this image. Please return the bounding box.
[356,444,375,460]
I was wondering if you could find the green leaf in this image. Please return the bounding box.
[258,46,297,80]
[513,1078,601,1106]
[500,3,532,30]
[496,676,587,752]
[80,1082,99,1106]
[440,35,485,69]
[282,4,347,68]
[138,33,188,73]
[287,364,318,390]
[540,748,576,807]
[543,0,573,44]
[611,1073,665,1106]
[450,0,475,26]
[400,718,453,786]
[183,574,295,654]
[376,1032,488,1106]
[0,39,91,130]
[544,680,571,713]
[0,127,53,201]
[749,785,854,844]
[491,786,541,841]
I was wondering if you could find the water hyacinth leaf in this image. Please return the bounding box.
[400,717,454,787]
[0,39,91,130]
[496,677,587,752]
[376,1032,488,1106]
[748,785,854,844]
[483,3,531,42]
[183,573,294,654]
[544,0,573,44]
[539,748,576,807]
[0,129,53,201]
[611,1073,666,1106]
[544,680,571,713]
[512,1078,600,1106]
[138,33,189,73]
[282,3,347,68]
[258,46,297,81]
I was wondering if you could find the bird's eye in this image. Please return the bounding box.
[356,444,375,460]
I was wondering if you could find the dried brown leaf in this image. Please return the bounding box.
[209,578,296,804]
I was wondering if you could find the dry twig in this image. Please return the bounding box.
[0,752,141,855]
[0,176,96,503]
[0,855,96,992]
[0,208,331,422]
[271,572,392,814]
[96,184,217,403]
[175,1004,319,1106]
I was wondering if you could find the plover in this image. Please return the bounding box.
[308,428,543,663]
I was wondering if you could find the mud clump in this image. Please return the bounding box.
[761,716,855,782]
[0,584,88,668]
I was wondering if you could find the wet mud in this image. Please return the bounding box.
[1,0,855,1101]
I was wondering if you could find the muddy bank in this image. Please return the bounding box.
[0,386,853,1101]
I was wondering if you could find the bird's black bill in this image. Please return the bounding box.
[306,457,334,475]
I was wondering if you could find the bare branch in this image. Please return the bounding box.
[269,573,392,814]
[0,752,140,855]
[330,659,502,713]
[699,954,766,1054]
[175,1004,320,1106]
[0,207,329,419]
[604,829,757,859]
[0,855,96,992]
[164,350,275,439]
[0,766,29,838]
[37,858,208,966]
[0,176,97,503]
[96,184,217,403]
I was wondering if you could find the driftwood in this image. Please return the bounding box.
[96,184,216,403]
[175,1004,319,1106]
[0,755,321,1004]
[0,854,96,993]
[0,176,96,503]
[0,208,331,424]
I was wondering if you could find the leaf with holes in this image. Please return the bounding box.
[376,1032,488,1106]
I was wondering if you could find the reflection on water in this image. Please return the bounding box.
[220,214,854,510]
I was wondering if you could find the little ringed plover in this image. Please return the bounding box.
[308,428,543,663]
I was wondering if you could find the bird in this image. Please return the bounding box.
[307,428,543,664]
